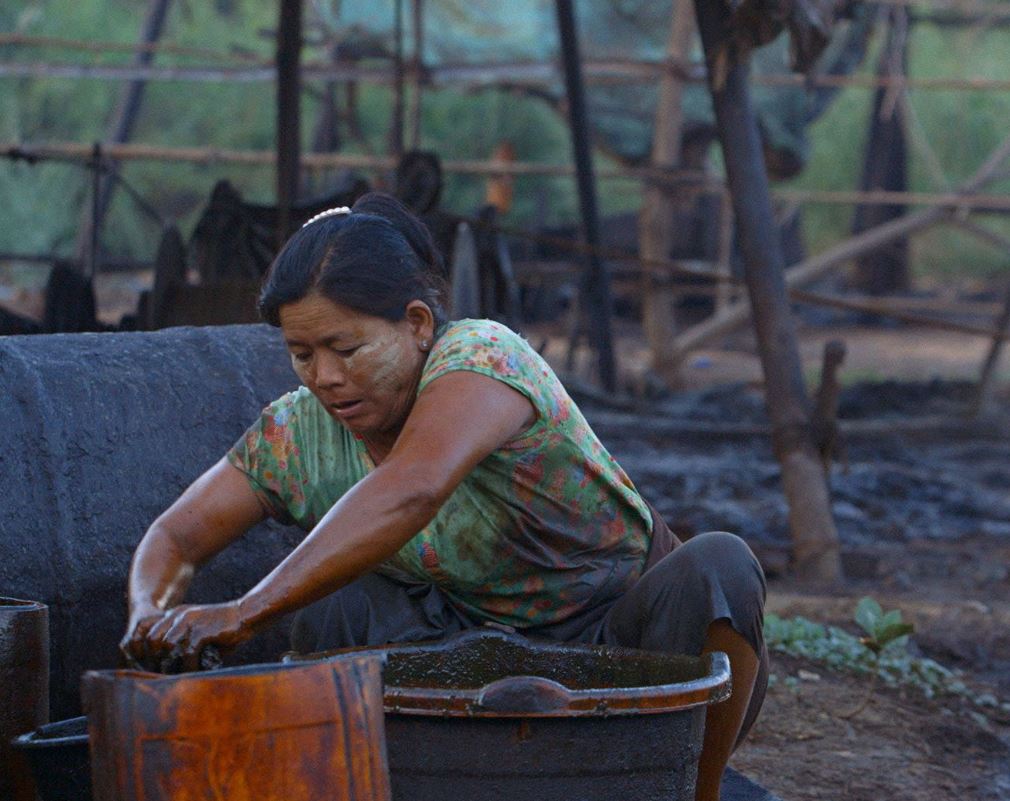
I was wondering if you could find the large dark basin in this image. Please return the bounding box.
[294,627,732,801]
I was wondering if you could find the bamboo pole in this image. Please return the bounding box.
[406,0,424,151]
[275,0,303,244]
[951,217,1010,253]
[73,0,173,266]
[8,58,1010,92]
[389,0,405,159]
[555,0,616,392]
[790,289,1010,339]
[0,33,265,61]
[694,0,841,583]
[639,0,696,384]
[11,141,1010,210]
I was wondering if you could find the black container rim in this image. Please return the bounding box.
[0,597,48,611]
[12,717,88,749]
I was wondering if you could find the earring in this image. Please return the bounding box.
[420,340,430,351]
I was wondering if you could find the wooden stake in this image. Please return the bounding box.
[969,284,1010,418]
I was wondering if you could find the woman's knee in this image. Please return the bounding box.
[674,531,766,600]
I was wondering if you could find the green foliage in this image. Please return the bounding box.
[852,596,914,655]
[3,2,1010,279]
[765,606,1010,716]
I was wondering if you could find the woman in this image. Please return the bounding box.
[122,193,766,801]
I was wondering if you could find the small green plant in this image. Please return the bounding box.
[853,597,915,656]
[764,599,1010,719]
[839,598,915,718]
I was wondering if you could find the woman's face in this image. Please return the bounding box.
[279,292,434,448]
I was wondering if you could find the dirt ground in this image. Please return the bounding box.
[563,315,1010,801]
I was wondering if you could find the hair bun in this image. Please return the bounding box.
[350,192,444,277]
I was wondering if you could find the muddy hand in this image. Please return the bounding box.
[120,609,169,670]
[144,601,249,673]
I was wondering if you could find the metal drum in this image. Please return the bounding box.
[0,326,300,718]
[0,598,49,801]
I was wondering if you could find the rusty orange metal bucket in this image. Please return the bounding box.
[81,655,390,801]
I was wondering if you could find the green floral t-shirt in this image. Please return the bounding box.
[228,319,652,627]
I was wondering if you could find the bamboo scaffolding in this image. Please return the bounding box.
[0,33,266,62]
[789,289,1010,341]
[7,58,1010,93]
[873,0,1010,15]
[7,142,1010,212]
[670,130,1010,356]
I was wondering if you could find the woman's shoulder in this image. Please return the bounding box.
[437,318,529,351]
[424,319,543,383]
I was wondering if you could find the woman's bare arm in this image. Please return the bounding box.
[121,457,266,663]
[144,371,534,665]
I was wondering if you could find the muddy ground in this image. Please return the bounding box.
[574,338,1010,801]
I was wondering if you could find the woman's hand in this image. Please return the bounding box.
[119,605,169,669]
[142,601,252,673]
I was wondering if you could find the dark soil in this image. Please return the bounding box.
[580,376,1010,801]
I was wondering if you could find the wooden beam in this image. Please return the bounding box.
[694,0,842,583]
[0,33,265,61]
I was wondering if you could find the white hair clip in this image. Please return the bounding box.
[302,206,352,228]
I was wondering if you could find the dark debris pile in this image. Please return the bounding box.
[583,379,1010,555]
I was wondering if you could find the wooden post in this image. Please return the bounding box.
[693,0,842,582]
[639,0,696,384]
[276,0,303,246]
[969,283,1010,418]
[851,5,910,294]
[389,0,405,159]
[555,0,617,392]
[406,0,424,151]
[74,0,173,266]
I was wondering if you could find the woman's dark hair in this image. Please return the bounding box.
[258,192,447,328]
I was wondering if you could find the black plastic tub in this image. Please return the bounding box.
[12,716,91,801]
[294,628,733,801]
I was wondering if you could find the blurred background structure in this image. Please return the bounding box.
[3,0,1010,580]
